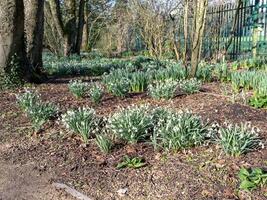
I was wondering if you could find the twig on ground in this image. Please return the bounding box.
[52,182,93,200]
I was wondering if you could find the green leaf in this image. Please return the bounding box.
[116,162,127,169]
[239,168,250,181]
[240,180,257,191]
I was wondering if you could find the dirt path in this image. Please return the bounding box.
[0,160,75,200]
[0,126,74,200]
[0,90,74,200]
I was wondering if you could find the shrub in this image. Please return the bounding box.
[217,122,262,156]
[179,78,201,94]
[95,134,113,154]
[61,107,98,143]
[16,90,40,112]
[151,110,209,151]
[27,102,58,132]
[239,167,267,191]
[107,104,153,143]
[68,80,89,98]
[89,83,104,104]
[148,79,178,100]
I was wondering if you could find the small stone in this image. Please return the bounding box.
[117,188,128,196]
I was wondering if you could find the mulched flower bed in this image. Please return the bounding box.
[0,78,266,200]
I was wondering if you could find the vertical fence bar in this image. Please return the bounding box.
[243,1,249,56]
[264,0,267,43]
[241,3,244,57]
[228,3,231,59]
[201,0,267,60]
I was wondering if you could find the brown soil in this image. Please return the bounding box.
[0,78,266,200]
[0,161,75,200]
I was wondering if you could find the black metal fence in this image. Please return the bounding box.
[202,0,267,60]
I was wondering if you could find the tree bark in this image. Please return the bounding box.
[75,0,85,54]
[0,0,29,80]
[183,0,188,63]
[24,0,45,79]
[44,1,63,56]
[48,0,65,40]
[190,0,208,78]
[82,0,89,51]
[64,0,77,56]
[49,0,86,56]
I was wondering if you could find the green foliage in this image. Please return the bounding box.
[27,102,57,132]
[151,61,187,81]
[16,90,40,112]
[148,79,178,100]
[102,69,131,97]
[256,78,267,96]
[85,50,104,59]
[214,62,230,82]
[107,104,153,144]
[43,54,132,77]
[218,122,262,156]
[0,55,24,89]
[116,156,146,169]
[179,78,202,94]
[151,110,210,151]
[133,56,152,67]
[230,71,267,94]
[151,106,172,124]
[89,83,104,104]
[196,62,213,82]
[68,80,89,98]
[105,77,130,97]
[129,71,148,93]
[249,94,267,108]
[232,57,267,71]
[61,107,99,143]
[239,167,267,191]
[17,90,57,132]
[95,134,113,154]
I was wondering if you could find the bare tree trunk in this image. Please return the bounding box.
[0,0,29,80]
[44,1,63,56]
[64,0,77,56]
[190,0,208,78]
[183,0,188,63]
[24,0,45,80]
[224,0,242,57]
[48,0,65,40]
[82,0,89,51]
[48,0,77,56]
[170,15,180,61]
[75,0,85,54]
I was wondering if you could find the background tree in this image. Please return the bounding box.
[48,0,85,56]
[82,0,112,52]
[190,0,208,77]
[24,0,45,79]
